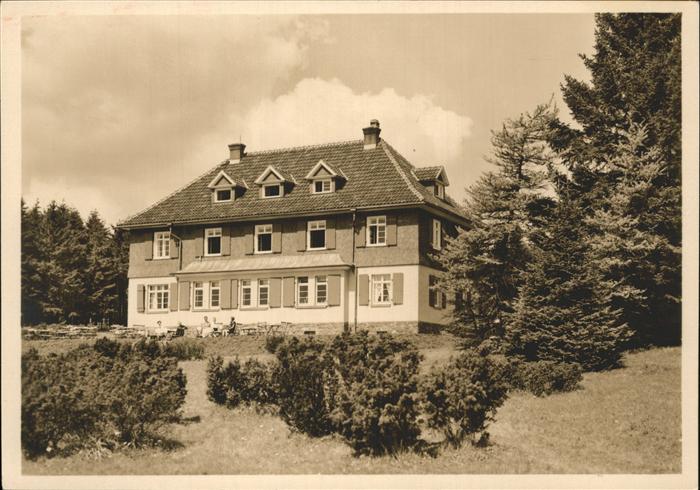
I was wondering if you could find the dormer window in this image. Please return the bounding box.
[215,189,232,202]
[434,183,445,199]
[263,184,283,198]
[313,179,333,194]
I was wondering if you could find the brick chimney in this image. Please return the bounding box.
[362,119,381,149]
[228,143,246,163]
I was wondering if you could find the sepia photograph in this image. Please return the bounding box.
[1,2,698,488]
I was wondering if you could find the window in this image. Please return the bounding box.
[193,282,205,309]
[255,224,273,253]
[215,189,232,202]
[205,228,222,256]
[367,216,387,246]
[147,284,169,311]
[263,184,282,198]
[297,277,309,305]
[308,220,326,250]
[432,219,442,250]
[258,279,270,307]
[313,179,332,193]
[316,276,327,305]
[210,281,220,308]
[241,280,252,307]
[153,232,170,259]
[371,274,392,305]
[429,275,445,309]
[434,183,445,199]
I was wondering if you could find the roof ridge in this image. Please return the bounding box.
[118,160,229,226]
[380,141,425,203]
[245,139,362,157]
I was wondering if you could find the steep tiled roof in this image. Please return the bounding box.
[414,166,444,181]
[119,139,466,228]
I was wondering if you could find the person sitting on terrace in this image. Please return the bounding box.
[197,316,210,337]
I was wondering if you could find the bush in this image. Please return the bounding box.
[508,359,582,397]
[264,335,285,354]
[207,356,276,408]
[420,349,509,448]
[206,356,228,405]
[22,341,187,459]
[324,332,423,455]
[272,337,333,437]
[163,338,205,360]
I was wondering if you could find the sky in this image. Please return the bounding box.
[22,14,595,226]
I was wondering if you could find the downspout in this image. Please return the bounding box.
[351,209,358,333]
[168,224,183,272]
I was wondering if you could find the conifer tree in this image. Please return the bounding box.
[21,200,45,324]
[506,194,631,371]
[439,103,557,344]
[85,211,119,324]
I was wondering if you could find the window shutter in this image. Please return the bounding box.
[194,233,204,257]
[441,292,447,310]
[270,278,282,307]
[326,218,336,250]
[272,223,282,253]
[428,275,436,307]
[145,235,153,260]
[231,279,239,309]
[221,279,231,309]
[137,284,145,312]
[328,274,341,306]
[179,281,190,310]
[169,283,178,311]
[170,235,179,259]
[358,274,369,306]
[392,273,403,305]
[356,219,366,247]
[283,277,295,307]
[244,225,254,255]
[221,226,231,256]
[387,214,397,246]
[297,221,306,251]
[455,291,463,310]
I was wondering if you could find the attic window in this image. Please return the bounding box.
[263,184,283,198]
[215,189,232,202]
[313,179,333,194]
[434,183,445,199]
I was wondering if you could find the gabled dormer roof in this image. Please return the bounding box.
[207,170,237,189]
[304,159,344,181]
[414,166,450,186]
[254,165,288,185]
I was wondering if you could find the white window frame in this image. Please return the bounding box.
[262,183,283,198]
[432,219,442,250]
[435,182,445,199]
[297,276,310,306]
[367,215,387,247]
[205,227,222,257]
[258,279,270,307]
[214,188,233,203]
[307,220,327,250]
[210,281,221,308]
[153,232,170,259]
[371,274,392,306]
[240,279,252,307]
[255,224,273,254]
[147,284,169,312]
[193,281,205,309]
[312,179,333,194]
[315,275,328,305]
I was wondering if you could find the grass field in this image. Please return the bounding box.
[22,335,681,475]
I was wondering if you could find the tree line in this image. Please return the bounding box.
[439,13,682,368]
[21,200,129,326]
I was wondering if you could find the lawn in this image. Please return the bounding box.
[22,336,681,474]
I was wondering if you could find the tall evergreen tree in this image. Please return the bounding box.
[112,226,131,325]
[85,211,119,324]
[439,103,557,344]
[506,194,631,371]
[21,200,45,324]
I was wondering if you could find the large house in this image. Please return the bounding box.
[118,120,468,334]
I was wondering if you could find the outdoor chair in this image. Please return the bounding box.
[257,322,269,336]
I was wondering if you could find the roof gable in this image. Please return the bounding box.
[414,166,449,186]
[254,165,287,185]
[207,170,237,189]
[305,159,340,180]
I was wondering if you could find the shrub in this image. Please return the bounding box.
[508,359,582,397]
[238,358,277,406]
[22,341,187,459]
[420,349,509,448]
[163,338,205,360]
[272,337,333,437]
[264,335,285,354]
[324,332,423,455]
[206,356,228,405]
[207,356,276,408]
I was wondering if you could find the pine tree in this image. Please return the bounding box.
[506,195,631,371]
[112,227,131,325]
[587,124,681,345]
[439,103,558,344]
[21,200,46,324]
[85,211,119,324]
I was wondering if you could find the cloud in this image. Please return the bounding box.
[234,78,473,166]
